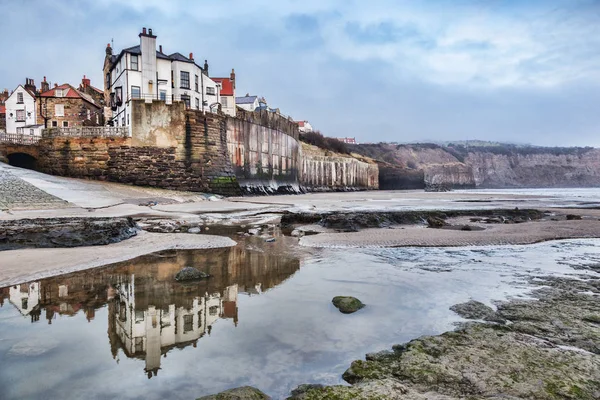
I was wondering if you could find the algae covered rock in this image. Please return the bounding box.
[450,300,505,323]
[197,386,271,400]
[175,267,210,282]
[332,296,365,314]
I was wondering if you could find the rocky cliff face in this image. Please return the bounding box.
[352,143,600,189]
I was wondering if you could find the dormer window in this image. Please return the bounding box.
[55,89,64,98]
[17,92,23,103]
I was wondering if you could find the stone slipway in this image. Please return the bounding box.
[299,219,600,248]
[0,231,236,287]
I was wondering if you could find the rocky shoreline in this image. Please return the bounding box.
[284,270,600,399]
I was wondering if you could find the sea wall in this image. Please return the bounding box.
[299,144,379,191]
[225,108,300,193]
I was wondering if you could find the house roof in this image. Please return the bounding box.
[211,78,234,96]
[124,45,172,60]
[296,121,305,127]
[39,84,100,108]
[235,95,257,104]
[8,85,36,101]
[169,52,194,63]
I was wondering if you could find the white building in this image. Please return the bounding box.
[296,120,313,133]
[212,72,236,117]
[235,95,260,112]
[105,27,228,134]
[5,80,37,134]
[9,282,40,316]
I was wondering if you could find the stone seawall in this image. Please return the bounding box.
[299,144,379,191]
[226,109,300,193]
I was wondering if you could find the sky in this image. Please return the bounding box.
[1,0,599,147]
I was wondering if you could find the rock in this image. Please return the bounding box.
[332,296,365,314]
[426,216,448,228]
[188,227,201,234]
[566,214,582,220]
[0,217,137,250]
[265,237,276,242]
[197,386,270,400]
[175,267,210,282]
[450,300,505,323]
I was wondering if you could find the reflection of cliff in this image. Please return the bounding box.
[0,240,300,377]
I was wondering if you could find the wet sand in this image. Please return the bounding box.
[0,231,235,287]
[300,218,600,248]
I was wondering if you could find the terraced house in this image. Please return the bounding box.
[104,27,233,133]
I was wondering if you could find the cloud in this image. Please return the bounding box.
[0,0,598,146]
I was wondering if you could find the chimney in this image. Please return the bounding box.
[159,45,163,53]
[41,76,49,93]
[189,52,194,61]
[142,27,147,35]
[230,68,236,89]
[105,43,112,56]
[54,83,58,88]
[203,59,209,75]
[82,75,90,89]
[24,78,36,94]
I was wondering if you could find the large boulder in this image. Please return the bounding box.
[196,386,271,400]
[332,296,365,314]
[175,267,210,282]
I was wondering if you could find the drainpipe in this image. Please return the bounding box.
[200,71,205,113]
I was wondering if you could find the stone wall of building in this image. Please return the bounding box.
[37,97,102,128]
[226,108,300,193]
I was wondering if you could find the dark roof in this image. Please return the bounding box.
[168,52,194,63]
[235,95,257,104]
[124,45,171,60]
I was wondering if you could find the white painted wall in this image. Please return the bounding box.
[5,86,36,134]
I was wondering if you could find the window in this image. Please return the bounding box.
[55,104,64,117]
[221,96,228,107]
[16,110,25,121]
[183,315,193,333]
[115,87,123,104]
[206,87,215,95]
[131,86,141,99]
[131,55,138,71]
[195,98,199,110]
[52,120,58,127]
[181,94,190,109]
[195,75,199,92]
[63,121,68,127]
[159,90,167,101]
[29,129,34,135]
[17,92,24,103]
[209,306,219,316]
[197,312,202,329]
[180,71,190,89]
[122,117,125,126]
[55,89,64,98]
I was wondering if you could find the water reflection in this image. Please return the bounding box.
[0,238,301,380]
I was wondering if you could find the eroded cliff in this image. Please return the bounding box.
[352,143,600,189]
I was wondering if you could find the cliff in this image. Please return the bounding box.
[351,143,600,189]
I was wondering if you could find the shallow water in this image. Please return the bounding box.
[1,235,600,400]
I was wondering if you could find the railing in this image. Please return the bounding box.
[0,133,41,145]
[42,127,129,138]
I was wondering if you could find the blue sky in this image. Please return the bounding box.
[1,0,599,146]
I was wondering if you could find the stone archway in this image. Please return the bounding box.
[6,152,39,170]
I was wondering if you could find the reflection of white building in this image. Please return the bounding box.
[9,282,40,319]
[112,274,238,378]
